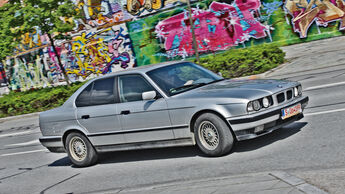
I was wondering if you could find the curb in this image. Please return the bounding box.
[270,171,328,194]
[0,112,40,123]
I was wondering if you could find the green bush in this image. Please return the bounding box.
[0,44,285,118]
[0,82,84,118]
[197,44,285,78]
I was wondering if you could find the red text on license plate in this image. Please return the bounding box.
[281,103,302,120]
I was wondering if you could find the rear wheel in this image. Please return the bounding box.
[65,132,98,167]
[194,113,234,156]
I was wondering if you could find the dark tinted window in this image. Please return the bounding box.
[147,62,222,96]
[118,75,155,102]
[90,77,115,106]
[75,83,93,107]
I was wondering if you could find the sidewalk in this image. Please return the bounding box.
[88,171,327,194]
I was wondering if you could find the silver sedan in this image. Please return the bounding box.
[39,61,308,167]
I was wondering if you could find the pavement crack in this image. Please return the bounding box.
[40,173,80,194]
[0,144,41,151]
[18,168,33,170]
[0,164,47,181]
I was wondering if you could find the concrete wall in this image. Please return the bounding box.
[2,0,345,91]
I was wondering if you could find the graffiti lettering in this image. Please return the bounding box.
[8,24,135,91]
[155,1,269,57]
[285,0,345,38]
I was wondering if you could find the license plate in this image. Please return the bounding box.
[281,103,302,120]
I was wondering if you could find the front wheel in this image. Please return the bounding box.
[65,132,98,167]
[194,113,234,156]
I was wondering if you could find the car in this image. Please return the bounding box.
[39,61,309,167]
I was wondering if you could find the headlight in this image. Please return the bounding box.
[252,100,261,111]
[294,87,298,97]
[247,102,254,112]
[262,97,270,108]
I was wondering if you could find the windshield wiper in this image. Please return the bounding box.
[170,79,226,95]
[206,78,226,85]
[170,83,206,94]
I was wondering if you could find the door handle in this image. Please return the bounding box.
[120,110,131,115]
[81,115,90,119]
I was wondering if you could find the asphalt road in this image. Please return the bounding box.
[1,39,345,194]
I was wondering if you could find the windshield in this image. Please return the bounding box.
[147,62,223,96]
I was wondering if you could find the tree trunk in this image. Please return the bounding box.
[187,0,200,64]
[47,33,70,86]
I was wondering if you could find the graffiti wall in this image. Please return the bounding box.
[7,24,135,91]
[129,0,344,66]
[4,0,345,90]
[155,1,269,57]
[284,0,345,38]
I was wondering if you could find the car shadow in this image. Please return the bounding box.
[233,122,307,153]
[48,122,307,167]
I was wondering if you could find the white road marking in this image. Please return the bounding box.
[305,108,345,116]
[5,139,40,147]
[304,81,345,91]
[0,149,47,157]
[0,130,37,139]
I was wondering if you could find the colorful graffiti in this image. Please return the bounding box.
[7,24,135,91]
[126,0,187,16]
[284,0,345,38]
[75,0,132,28]
[4,0,345,90]
[155,1,269,57]
[65,23,135,77]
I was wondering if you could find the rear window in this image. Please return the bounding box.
[75,77,116,107]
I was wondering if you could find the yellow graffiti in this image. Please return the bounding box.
[21,30,42,49]
[68,29,113,78]
[127,0,163,15]
[285,0,345,38]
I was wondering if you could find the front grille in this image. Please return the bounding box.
[275,88,296,104]
[277,93,285,103]
[287,90,293,100]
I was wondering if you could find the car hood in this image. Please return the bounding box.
[174,79,296,100]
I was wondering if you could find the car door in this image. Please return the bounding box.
[76,76,125,145]
[116,74,174,143]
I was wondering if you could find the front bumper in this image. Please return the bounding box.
[39,136,65,153]
[228,96,309,141]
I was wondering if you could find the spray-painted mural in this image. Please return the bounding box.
[3,0,345,91]
[75,0,132,29]
[65,24,135,77]
[125,0,190,16]
[284,0,345,38]
[7,24,135,91]
[155,1,270,57]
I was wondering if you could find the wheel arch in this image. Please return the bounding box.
[189,109,237,141]
[62,129,89,149]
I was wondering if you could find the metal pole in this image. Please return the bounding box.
[186,0,200,64]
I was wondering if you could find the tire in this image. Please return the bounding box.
[194,113,234,156]
[65,132,98,167]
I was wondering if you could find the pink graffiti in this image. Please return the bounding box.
[155,1,268,56]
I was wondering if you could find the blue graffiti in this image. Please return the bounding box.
[262,1,283,17]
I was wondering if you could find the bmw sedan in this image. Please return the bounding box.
[39,61,309,167]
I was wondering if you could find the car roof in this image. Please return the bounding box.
[95,60,191,79]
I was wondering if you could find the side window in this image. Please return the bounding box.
[118,75,155,102]
[90,77,116,106]
[75,83,93,107]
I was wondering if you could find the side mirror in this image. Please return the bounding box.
[142,91,156,101]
